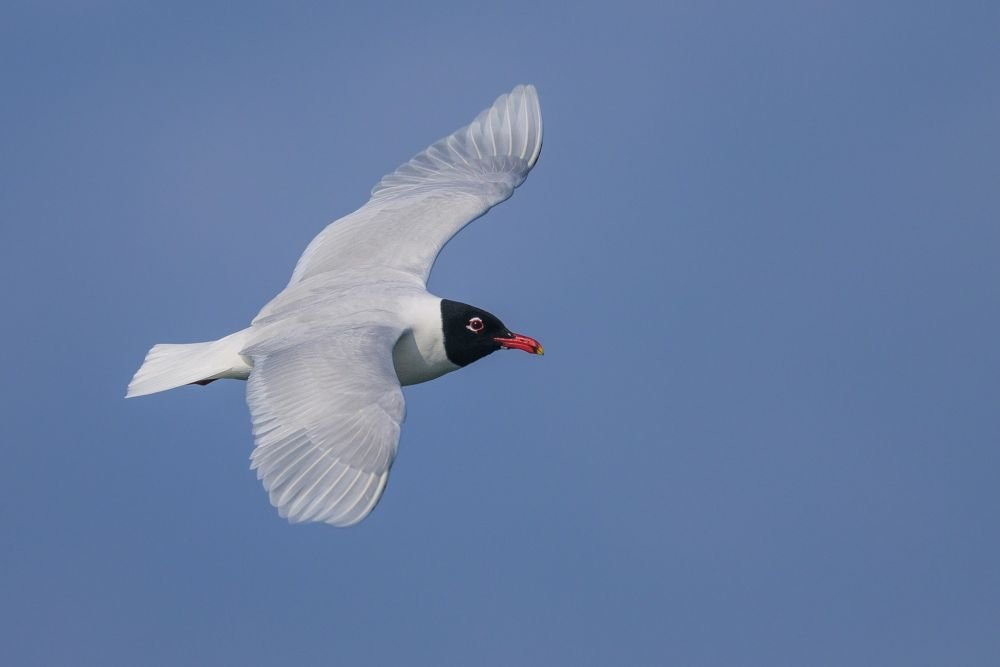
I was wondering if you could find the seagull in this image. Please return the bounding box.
[127,85,544,526]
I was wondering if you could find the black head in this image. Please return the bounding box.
[441,299,543,368]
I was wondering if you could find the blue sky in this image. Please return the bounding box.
[3,2,999,665]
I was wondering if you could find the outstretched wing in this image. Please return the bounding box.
[245,327,405,526]
[288,84,543,286]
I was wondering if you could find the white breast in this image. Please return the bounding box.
[391,296,459,386]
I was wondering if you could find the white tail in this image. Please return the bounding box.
[126,329,253,398]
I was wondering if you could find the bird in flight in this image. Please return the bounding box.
[127,85,544,526]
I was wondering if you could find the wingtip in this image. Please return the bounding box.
[124,379,141,399]
[488,84,543,167]
[367,82,543,203]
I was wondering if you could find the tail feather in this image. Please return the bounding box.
[126,329,252,398]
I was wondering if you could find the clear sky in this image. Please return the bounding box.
[3,2,999,665]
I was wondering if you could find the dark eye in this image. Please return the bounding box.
[466,317,484,333]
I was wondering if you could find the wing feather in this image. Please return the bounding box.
[246,328,405,526]
[287,85,542,286]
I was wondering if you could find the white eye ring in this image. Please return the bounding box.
[466,317,484,333]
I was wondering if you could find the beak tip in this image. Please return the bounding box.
[495,333,544,356]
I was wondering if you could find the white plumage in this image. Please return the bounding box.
[127,85,543,526]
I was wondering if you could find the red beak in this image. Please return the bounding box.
[495,332,544,355]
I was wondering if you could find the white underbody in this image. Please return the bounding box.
[126,293,456,398]
[201,332,456,387]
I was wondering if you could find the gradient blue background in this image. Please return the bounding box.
[3,2,999,665]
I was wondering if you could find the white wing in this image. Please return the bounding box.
[288,84,543,286]
[245,327,405,526]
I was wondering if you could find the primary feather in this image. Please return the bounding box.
[287,84,542,286]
